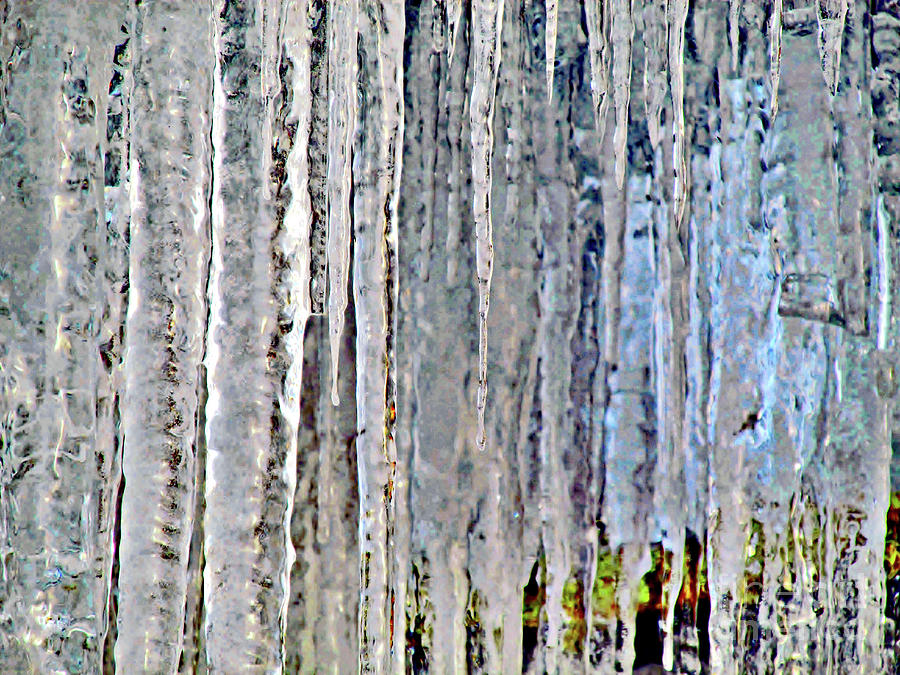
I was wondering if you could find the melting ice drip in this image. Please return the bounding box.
[0,0,899,673]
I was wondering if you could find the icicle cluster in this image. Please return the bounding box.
[1,0,898,673]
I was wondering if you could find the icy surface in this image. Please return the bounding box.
[1,1,899,673]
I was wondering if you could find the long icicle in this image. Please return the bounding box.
[471,0,504,453]
[326,0,358,406]
[670,0,689,225]
[203,1,303,669]
[611,0,634,189]
[116,2,212,670]
[354,0,404,670]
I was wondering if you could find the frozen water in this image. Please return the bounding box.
[1,0,899,673]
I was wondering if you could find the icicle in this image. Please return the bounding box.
[815,0,848,96]
[585,0,611,135]
[729,0,741,71]
[670,0,689,225]
[279,0,315,666]
[354,0,404,670]
[611,0,634,189]
[0,4,122,671]
[769,0,783,116]
[471,0,504,452]
[545,0,558,99]
[203,1,303,670]
[448,0,464,62]
[642,1,667,149]
[116,3,212,671]
[326,0,358,406]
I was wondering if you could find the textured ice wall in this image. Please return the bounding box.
[1,0,899,673]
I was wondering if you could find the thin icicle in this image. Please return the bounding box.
[585,0,612,135]
[545,0,558,99]
[670,0,689,225]
[354,0,404,670]
[326,0,358,406]
[815,0,848,95]
[611,0,634,189]
[769,0,783,115]
[471,0,504,452]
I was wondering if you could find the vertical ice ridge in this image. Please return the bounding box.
[815,0,849,96]
[585,0,612,136]
[545,0,558,99]
[326,0,358,406]
[611,0,634,189]
[353,0,404,670]
[116,3,212,671]
[203,1,300,670]
[471,0,504,452]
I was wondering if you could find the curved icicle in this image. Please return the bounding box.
[471,0,504,452]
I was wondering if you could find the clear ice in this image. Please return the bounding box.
[1,0,899,673]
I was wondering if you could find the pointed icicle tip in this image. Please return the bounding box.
[816,0,848,97]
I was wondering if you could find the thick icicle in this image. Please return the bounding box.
[116,3,212,671]
[0,5,122,671]
[326,0,358,406]
[545,0,558,98]
[585,0,612,134]
[815,0,849,95]
[203,1,304,669]
[354,0,404,670]
[611,0,634,189]
[471,0,504,452]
